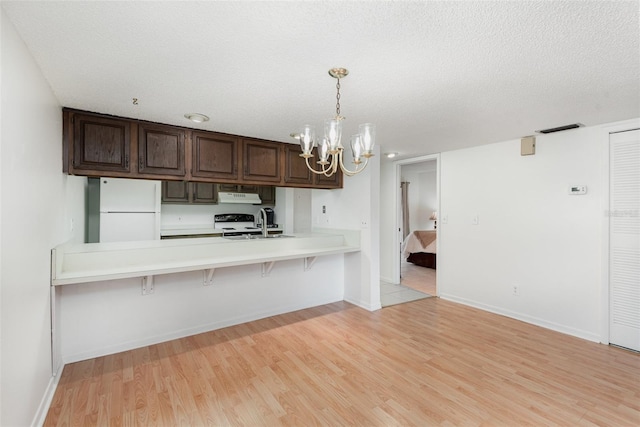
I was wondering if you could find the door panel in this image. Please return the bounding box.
[192,131,238,180]
[138,123,186,176]
[73,114,131,172]
[609,129,640,351]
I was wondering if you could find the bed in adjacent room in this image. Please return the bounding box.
[402,230,437,269]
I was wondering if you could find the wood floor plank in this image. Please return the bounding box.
[45,298,640,426]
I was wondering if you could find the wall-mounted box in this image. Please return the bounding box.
[521,136,536,156]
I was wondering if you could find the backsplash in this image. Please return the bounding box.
[161,204,263,228]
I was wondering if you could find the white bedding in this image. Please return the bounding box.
[402,230,437,258]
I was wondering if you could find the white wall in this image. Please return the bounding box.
[59,256,344,362]
[312,149,381,310]
[380,121,638,341]
[1,10,86,426]
[160,187,292,233]
[379,159,396,283]
[161,203,261,227]
[401,163,437,231]
[438,126,606,341]
[293,188,312,233]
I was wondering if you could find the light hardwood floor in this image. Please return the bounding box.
[45,298,640,426]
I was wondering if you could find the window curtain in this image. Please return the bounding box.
[401,181,410,239]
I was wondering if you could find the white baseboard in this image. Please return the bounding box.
[31,361,64,427]
[344,296,382,312]
[440,294,601,343]
[62,296,343,364]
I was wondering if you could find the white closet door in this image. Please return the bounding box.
[609,129,640,351]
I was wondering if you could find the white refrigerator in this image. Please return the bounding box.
[99,177,161,242]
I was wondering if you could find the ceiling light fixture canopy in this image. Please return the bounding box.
[294,68,375,177]
[184,113,209,123]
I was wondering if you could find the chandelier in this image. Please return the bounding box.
[294,68,376,177]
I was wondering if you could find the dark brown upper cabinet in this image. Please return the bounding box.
[63,108,343,189]
[314,167,343,188]
[192,182,218,203]
[70,112,131,174]
[191,131,238,181]
[257,186,276,205]
[162,181,217,204]
[283,143,343,188]
[138,123,186,177]
[218,183,241,192]
[161,181,189,203]
[284,144,313,186]
[242,138,281,184]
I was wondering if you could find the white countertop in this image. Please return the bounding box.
[52,230,360,286]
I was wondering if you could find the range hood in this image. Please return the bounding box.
[218,192,262,204]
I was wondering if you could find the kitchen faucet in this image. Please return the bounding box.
[260,208,268,237]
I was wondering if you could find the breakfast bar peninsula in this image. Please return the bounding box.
[51,230,360,364]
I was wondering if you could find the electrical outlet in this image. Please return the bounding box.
[512,285,519,296]
[361,220,368,229]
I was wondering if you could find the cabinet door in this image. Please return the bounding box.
[284,144,313,185]
[315,168,343,189]
[192,182,217,204]
[218,183,239,192]
[192,131,239,180]
[258,186,276,205]
[72,113,131,173]
[242,139,281,183]
[138,123,186,177]
[161,181,190,203]
[239,184,259,193]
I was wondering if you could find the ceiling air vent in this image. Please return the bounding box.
[536,123,583,134]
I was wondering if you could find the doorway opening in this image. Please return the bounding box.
[381,154,439,307]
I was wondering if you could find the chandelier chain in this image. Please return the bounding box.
[335,79,341,117]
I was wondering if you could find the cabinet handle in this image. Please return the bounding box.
[139,159,144,170]
[124,155,129,168]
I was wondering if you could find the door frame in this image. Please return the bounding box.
[599,118,640,345]
[392,154,440,291]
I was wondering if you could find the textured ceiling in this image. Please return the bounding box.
[3,1,639,160]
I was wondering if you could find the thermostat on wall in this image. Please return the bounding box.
[568,185,587,195]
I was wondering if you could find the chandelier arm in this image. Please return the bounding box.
[338,152,369,177]
[331,152,340,175]
[318,154,337,177]
[322,163,333,177]
[305,156,334,175]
